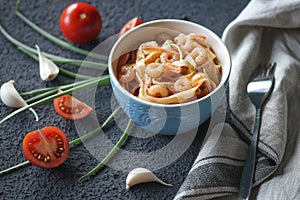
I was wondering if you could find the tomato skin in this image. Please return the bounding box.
[119,17,143,37]
[22,126,70,169]
[60,2,102,44]
[53,92,93,120]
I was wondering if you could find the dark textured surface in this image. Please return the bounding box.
[0,0,249,199]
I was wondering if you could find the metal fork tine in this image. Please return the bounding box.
[253,62,276,80]
[265,62,276,77]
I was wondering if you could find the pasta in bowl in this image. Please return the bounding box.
[117,33,221,104]
[109,19,231,135]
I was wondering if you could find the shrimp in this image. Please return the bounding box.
[160,51,180,63]
[147,84,169,98]
[173,77,192,92]
[174,33,197,53]
[117,33,221,104]
[190,46,208,65]
[119,65,135,83]
[191,72,205,87]
[145,63,164,78]
[145,60,185,80]
[143,45,179,64]
[188,33,209,48]
[163,63,190,77]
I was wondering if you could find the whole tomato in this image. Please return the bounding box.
[60,2,102,44]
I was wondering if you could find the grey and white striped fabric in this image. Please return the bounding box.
[175,0,300,199]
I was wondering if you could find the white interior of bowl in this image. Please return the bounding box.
[109,19,231,107]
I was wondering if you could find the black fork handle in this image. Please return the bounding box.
[238,108,261,200]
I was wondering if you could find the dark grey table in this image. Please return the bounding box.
[0,0,249,199]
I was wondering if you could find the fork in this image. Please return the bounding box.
[238,63,276,200]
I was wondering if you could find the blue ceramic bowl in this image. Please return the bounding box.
[108,19,231,135]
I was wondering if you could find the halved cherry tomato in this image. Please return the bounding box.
[60,2,102,44]
[53,91,93,120]
[22,126,70,169]
[119,17,143,37]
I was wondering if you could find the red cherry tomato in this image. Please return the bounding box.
[119,17,143,37]
[53,91,93,120]
[22,126,70,169]
[60,2,102,44]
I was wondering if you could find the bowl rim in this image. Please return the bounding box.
[108,19,231,108]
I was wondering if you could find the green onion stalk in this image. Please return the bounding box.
[21,78,98,102]
[0,107,122,175]
[0,24,108,70]
[17,46,95,80]
[0,76,110,125]
[0,2,133,181]
[80,120,133,180]
[15,0,108,61]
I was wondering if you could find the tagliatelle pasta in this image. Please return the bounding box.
[117,33,222,104]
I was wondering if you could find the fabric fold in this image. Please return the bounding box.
[175,0,300,199]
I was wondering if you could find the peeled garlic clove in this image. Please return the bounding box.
[36,45,59,81]
[0,80,39,121]
[126,168,172,189]
[1,80,26,108]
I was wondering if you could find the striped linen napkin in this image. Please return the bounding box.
[175,0,300,199]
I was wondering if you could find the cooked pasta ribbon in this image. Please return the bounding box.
[117,33,221,104]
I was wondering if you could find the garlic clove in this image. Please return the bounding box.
[0,80,39,121]
[126,168,172,189]
[1,80,26,108]
[35,45,59,81]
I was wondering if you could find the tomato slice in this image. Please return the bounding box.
[22,126,70,169]
[53,91,93,120]
[119,17,143,37]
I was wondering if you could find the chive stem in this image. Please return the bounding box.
[0,107,122,175]
[0,76,110,125]
[24,77,108,103]
[0,23,107,70]
[21,78,93,97]
[14,9,107,61]
[0,161,30,175]
[100,106,122,129]
[0,0,118,180]
[79,120,133,181]
[18,47,95,80]
[69,106,121,146]
[59,68,95,80]
[24,89,58,104]
[21,87,55,96]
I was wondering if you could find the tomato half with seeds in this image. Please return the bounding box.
[53,92,93,120]
[22,126,70,169]
[119,17,143,37]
